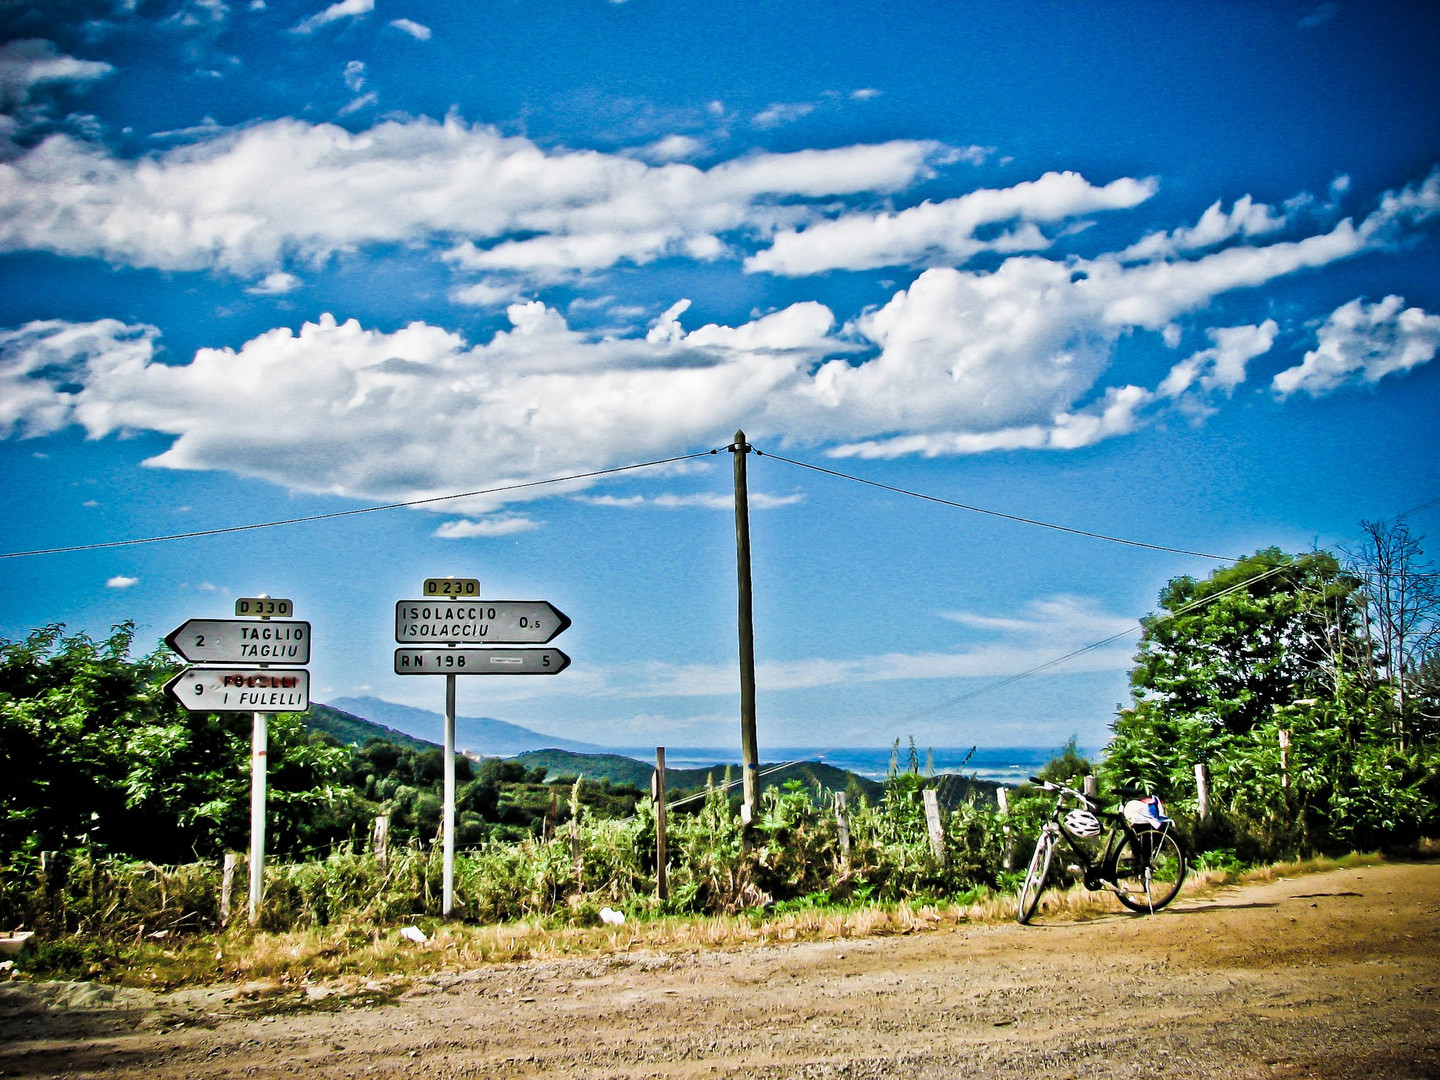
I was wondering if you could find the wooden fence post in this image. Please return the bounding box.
[653,747,668,902]
[220,852,237,927]
[1083,774,1098,801]
[373,814,390,869]
[570,811,583,884]
[834,791,851,868]
[922,788,945,862]
[1278,729,1291,790]
[996,787,1013,870]
[1194,762,1211,822]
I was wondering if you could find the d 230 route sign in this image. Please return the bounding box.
[165,667,310,712]
[394,600,571,645]
[394,648,571,675]
[165,619,310,664]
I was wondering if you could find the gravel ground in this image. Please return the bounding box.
[2,860,1437,1079]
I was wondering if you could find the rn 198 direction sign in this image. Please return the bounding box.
[394,599,571,645]
[394,647,571,675]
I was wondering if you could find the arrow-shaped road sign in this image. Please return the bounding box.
[165,667,310,712]
[165,619,311,664]
[393,648,571,675]
[394,600,571,645]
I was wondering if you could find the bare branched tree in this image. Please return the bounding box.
[1345,519,1440,747]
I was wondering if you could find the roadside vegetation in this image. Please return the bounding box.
[2,520,1437,985]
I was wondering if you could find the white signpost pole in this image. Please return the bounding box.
[249,710,267,926]
[443,670,457,918]
[164,595,306,930]
[393,577,572,920]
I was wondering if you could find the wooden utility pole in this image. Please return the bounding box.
[731,430,760,820]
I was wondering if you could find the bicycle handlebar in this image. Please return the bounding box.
[1028,776,1099,809]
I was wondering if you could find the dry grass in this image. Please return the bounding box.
[91,852,1392,994]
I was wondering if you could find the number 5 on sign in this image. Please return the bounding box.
[393,648,571,675]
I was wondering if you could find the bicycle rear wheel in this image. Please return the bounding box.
[1113,828,1187,913]
[1016,830,1055,924]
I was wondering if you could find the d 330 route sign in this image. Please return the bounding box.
[394,600,571,645]
[393,648,571,675]
[235,597,292,618]
[165,667,310,712]
[165,619,311,664]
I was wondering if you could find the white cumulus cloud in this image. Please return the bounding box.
[291,0,373,34]
[388,18,432,40]
[0,116,944,278]
[434,516,540,538]
[0,39,113,108]
[748,171,1157,276]
[1157,321,1278,406]
[1273,296,1440,397]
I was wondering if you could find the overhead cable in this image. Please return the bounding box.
[757,449,1238,562]
[0,449,722,560]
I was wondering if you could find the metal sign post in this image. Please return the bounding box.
[250,710,267,926]
[443,671,457,917]
[164,596,308,927]
[393,578,571,918]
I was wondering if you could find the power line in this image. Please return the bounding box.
[0,449,722,560]
[757,449,1238,562]
[869,554,1305,737]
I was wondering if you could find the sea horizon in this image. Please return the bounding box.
[602,745,1098,785]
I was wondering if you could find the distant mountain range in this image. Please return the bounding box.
[305,702,442,753]
[514,748,889,801]
[325,695,605,756]
[305,699,1007,806]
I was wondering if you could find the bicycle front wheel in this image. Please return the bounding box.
[1016,830,1055,924]
[1114,828,1187,913]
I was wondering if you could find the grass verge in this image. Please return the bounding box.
[4,850,1406,995]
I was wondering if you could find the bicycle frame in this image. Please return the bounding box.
[1035,780,1170,895]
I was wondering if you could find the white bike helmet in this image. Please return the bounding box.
[1063,808,1102,837]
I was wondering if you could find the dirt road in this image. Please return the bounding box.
[3,861,1438,1079]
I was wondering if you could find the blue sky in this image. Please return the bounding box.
[1,0,1437,757]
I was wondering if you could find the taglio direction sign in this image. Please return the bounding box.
[394,600,571,645]
[165,619,311,665]
[394,648,571,676]
[164,667,310,713]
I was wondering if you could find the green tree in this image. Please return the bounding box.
[1108,549,1367,791]
[0,624,350,864]
[1105,550,1440,858]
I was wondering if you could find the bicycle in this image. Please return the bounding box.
[1016,776,1188,924]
